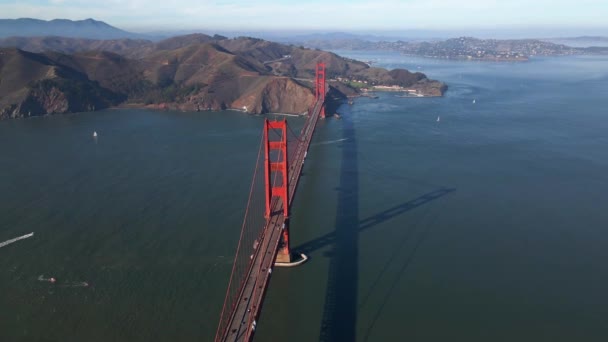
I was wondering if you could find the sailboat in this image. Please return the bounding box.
[93,131,98,138]
[472,99,476,104]
[436,116,441,122]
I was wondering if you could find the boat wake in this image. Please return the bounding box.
[38,275,88,287]
[0,232,34,249]
[59,281,89,288]
[312,138,348,146]
[37,275,56,283]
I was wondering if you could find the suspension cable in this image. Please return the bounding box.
[215,128,265,341]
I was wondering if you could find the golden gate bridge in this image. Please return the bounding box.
[215,62,328,342]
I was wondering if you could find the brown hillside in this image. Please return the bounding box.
[154,34,216,51]
[0,34,447,119]
[122,34,219,59]
[0,48,123,118]
[288,48,368,78]
[140,43,266,87]
[56,51,150,98]
[217,37,292,63]
[232,77,314,114]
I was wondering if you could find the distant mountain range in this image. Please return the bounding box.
[297,36,608,60]
[277,32,408,43]
[0,33,446,119]
[545,36,608,43]
[0,18,144,40]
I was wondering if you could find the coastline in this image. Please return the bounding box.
[114,102,310,116]
[2,83,446,120]
[400,53,529,62]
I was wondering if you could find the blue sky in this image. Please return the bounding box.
[1,0,607,33]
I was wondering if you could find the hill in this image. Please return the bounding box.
[0,48,125,118]
[0,36,153,55]
[299,36,608,60]
[0,35,447,118]
[0,18,141,40]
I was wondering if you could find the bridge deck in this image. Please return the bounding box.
[220,99,324,342]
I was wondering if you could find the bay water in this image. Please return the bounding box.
[1,52,608,341]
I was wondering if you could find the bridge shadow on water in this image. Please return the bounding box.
[316,110,359,342]
[301,111,455,342]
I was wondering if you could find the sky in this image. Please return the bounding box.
[1,0,607,34]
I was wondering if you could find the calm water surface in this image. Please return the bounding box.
[1,52,608,341]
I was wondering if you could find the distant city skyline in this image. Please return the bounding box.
[1,0,607,36]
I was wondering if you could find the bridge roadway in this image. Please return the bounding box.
[220,99,325,342]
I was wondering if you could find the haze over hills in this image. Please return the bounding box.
[0,18,145,40]
[0,31,446,119]
[0,36,153,55]
[298,35,608,61]
[543,36,608,48]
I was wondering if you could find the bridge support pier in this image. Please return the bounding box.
[275,218,309,267]
[276,219,291,263]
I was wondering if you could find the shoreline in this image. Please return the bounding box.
[357,89,444,98]
[405,54,530,62]
[2,81,445,120]
[113,102,310,117]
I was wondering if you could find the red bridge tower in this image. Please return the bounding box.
[263,119,291,263]
[315,62,326,118]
